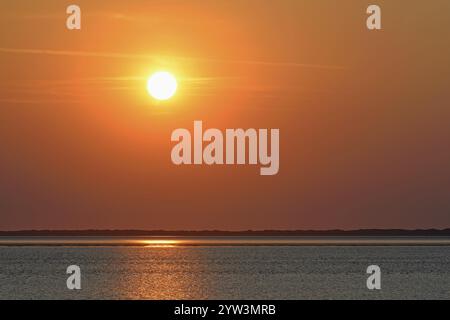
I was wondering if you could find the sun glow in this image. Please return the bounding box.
[147,71,178,101]
[140,239,180,247]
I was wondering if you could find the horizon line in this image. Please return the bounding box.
[1,228,450,234]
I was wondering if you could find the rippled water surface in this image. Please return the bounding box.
[0,237,449,299]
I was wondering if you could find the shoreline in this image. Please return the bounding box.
[1,235,450,247]
[1,229,450,237]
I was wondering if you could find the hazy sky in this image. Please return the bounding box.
[1,0,450,230]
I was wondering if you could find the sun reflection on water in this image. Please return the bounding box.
[115,245,208,299]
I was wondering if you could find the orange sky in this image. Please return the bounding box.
[1,0,450,230]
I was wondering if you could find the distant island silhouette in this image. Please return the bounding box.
[1,229,449,237]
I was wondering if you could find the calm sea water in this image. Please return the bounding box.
[0,237,449,299]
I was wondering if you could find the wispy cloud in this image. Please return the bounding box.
[0,98,81,105]
[0,47,154,60]
[0,12,142,22]
[0,47,344,70]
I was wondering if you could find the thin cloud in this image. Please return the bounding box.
[0,47,344,70]
[0,47,153,60]
[0,98,81,104]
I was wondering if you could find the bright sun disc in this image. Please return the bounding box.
[147,71,177,101]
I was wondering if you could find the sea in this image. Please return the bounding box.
[0,236,449,299]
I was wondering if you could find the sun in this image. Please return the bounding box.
[147,71,177,101]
